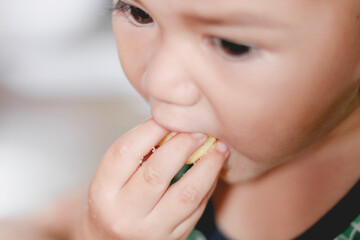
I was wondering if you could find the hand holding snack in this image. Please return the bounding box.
[76,118,228,240]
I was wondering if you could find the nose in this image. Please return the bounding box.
[142,40,201,106]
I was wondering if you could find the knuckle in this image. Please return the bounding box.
[178,185,200,205]
[143,166,163,186]
[111,139,131,159]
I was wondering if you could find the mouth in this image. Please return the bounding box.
[152,115,218,140]
[150,102,219,139]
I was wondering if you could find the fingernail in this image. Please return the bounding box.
[216,141,228,153]
[192,132,206,138]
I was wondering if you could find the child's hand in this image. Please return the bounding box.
[77,118,228,240]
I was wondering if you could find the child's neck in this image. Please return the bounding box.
[213,107,360,240]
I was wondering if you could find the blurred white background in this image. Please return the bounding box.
[0,0,149,218]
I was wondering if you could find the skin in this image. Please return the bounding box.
[108,0,360,239]
[10,0,357,239]
[78,122,229,240]
[113,0,360,182]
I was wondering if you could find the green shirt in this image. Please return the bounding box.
[335,214,360,240]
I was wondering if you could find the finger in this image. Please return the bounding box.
[150,141,228,226]
[118,133,208,213]
[171,184,215,240]
[90,118,168,198]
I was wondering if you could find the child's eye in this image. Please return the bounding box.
[212,38,251,58]
[113,1,153,25]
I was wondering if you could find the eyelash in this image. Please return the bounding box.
[112,1,251,59]
[211,38,252,58]
[112,1,153,26]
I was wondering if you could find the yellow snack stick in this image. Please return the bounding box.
[158,132,217,164]
[158,132,177,146]
[186,136,217,164]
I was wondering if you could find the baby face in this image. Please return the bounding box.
[113,0,360,182]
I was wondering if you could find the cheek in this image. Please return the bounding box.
[208,56,356,163]
[213,94,302,162]
[113,20,151,99]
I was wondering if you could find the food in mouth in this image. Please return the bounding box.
[159,132,217,164]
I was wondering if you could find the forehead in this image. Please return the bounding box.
[168,0,341,10]
[144,0,338,26]
[172,0,296,13]
[142,0,358,34]
[160,0,355,16]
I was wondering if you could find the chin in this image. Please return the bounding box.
[219,147,278,184]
